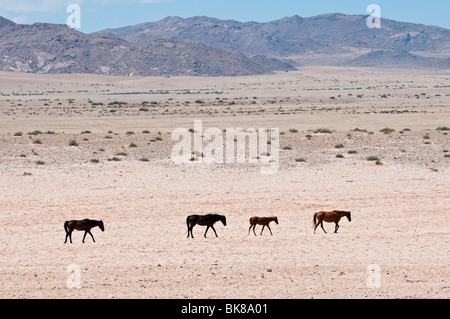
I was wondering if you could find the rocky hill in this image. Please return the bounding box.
[1,13,449,77]
[98,14,450,68]
[0,17,295,76]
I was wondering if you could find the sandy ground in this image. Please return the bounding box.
[0,68,449,299]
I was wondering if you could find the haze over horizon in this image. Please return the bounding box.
[0,0,449,34]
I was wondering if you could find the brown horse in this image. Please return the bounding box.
[248,216,279,236]
[64,219,104,243]
[313,211,351,234]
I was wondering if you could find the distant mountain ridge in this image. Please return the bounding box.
[98,13,450,69]
[1,13,449,77]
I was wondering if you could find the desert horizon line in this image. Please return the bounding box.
[2,12,449,34]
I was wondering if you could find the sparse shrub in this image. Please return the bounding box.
[367,156,380,161]
[436,127,450,131]
[90,159,99,164]
[28,130,42,136]
[108,101,127,106]
[129,143,138,148]
[295,158,306,163]
[139,158,149,162]
[108,157,121,162]
[289,129,298,133]
[336,154,344,158]
[314,128,332,134]
[69,140,78,146]
[283,146,292,150]
[14,132,22,136]
[348,150,358,154]
[36,160,45,165]
[142,130,150,134]
[116,152,127,156]
[335,144,345,149]
[33,139,42,144]
[380,128,395,134]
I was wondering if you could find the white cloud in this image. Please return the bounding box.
[92,0,174,3]
[0,0,174,13]
[11,14,27,24]
[0,0,84,13]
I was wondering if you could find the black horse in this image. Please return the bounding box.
[186,214,227,238]
[64,219,104,243]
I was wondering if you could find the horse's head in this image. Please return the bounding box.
[99,220,105,231]
[274,217,279,224]
[345,212,351,222]
[221,216,227,226]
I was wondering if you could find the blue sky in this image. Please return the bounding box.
[0,0,449,33]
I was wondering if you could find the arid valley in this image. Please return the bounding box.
[0,67,449,299]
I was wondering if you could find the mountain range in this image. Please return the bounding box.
[0,13,449,77]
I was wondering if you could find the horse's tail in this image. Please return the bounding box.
[313,213,317,228]
[64,221,69,233]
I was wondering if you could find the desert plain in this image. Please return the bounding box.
[0,67,449,299]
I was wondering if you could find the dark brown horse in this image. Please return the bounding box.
[248,216,279,236]
[64,219,104,243]
[313,210,351,234]
[186,214,226,238]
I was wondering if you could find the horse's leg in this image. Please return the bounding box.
[88,231,96,242]
[252,225,257,236]
[64,231,69,244]
[82,231,88,243]
[334,222,339,234]
[267,224,273,236]
[248,224,253,236]
[313,222,319,234]
[260,225,266,235]
[211,225,218,238]
[204,226,210,238]
[320,220,327,234]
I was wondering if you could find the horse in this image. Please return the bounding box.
[248,216,278,236]
[313,210,351,234]
[186,214,226,238]
[64,219,105,243]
